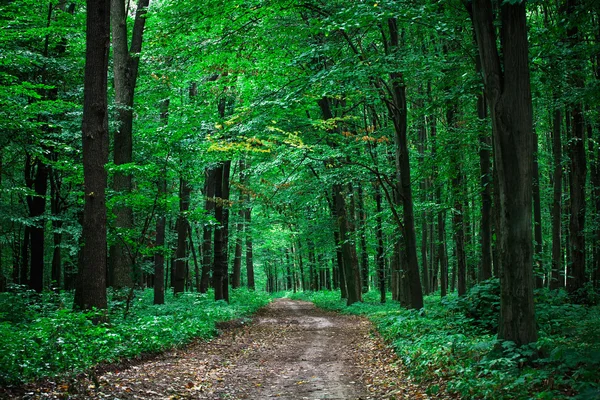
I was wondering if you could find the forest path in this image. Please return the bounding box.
[10,299,443,399]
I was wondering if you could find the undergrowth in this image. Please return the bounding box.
[0,287,270,385]
[290,284,600,400]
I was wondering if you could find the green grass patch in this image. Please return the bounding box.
[289,284,600,400]
[0,287,270,385]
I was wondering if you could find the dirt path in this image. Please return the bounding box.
[4,299,446,399]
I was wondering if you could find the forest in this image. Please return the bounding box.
[1,0,600,398]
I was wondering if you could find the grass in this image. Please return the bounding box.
[289,283,600,400]
[0,286,270,386]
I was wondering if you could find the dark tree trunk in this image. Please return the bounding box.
[470,0,537,345]
[213,163,230,301]
[478,96,493,282]
[245,206,255,290]
[221,160,231,301]
[447,107,467,297]
[173,178,191,294]
[334,183,362,305]
[564,0,587,300]
[49,156,67,289]
[532,129,544,288]
[200,167,216,293]
[109,0,150,289]
[154,178,166,304]
[357,183,369,293]
[25,155,49,293]
[386,18,423,309]
[73,0,110,312]
[375,183,386,303]
[550,105,564,290]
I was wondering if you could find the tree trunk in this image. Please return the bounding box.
[25,155,49,293]
[109,0,150,289]
[375,183,386,303]
[550,105,564,289]
[386,18,423,309]
[73,0,110,312]
[245,206,255,290]
[532,129,544,288]
[357,183,369,293]
[154,178,166,304]
[173,178,191,294]
[470,0,537,345]
[564,0,587,300]
[334,183,362,305]
[446,107,467,297]
[478,96,493,282]
[213,163,226,301]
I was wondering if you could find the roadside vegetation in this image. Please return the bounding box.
[290,283,600,400]
[0,287,270,385]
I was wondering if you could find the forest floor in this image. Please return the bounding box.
[3,298,451,399]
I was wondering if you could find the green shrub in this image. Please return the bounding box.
[0,287,270,385]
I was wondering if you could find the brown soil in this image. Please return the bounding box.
[2,299,451,399]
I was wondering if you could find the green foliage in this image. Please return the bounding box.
[0,288,270,385]
[290,289,600,400]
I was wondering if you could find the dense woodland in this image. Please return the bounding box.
[1,0,600,398]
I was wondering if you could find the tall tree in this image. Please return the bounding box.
[73,0,110,312]
[469,0,537,345]
[386,17,423,309]
[109,0,151,288]
[563,0,587,300]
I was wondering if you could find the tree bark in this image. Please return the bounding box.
[200,166,216,293]
[386,17,423,309]
[73,0,110,312]
[470,0,537,345]
[109,0,150,289]
[245,206,255,290]
[173,178,191,294]
[550,105,564,290]
[564,0,587,300]
[25,154,49,293]
[334,183,362,305]
[375,182,386,303]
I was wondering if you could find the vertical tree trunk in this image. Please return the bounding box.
[470,0,537,345]
[532,129,544,288]
[357,183,369,293]
[73,0,110,312]
[478,98,493,282]
[173,178,190,294]
[447,107,467,297]
[109,0,150,289]
[200,167,216,293]
[386,18,423,309]
[550,105,564,289]
[153,98,169,304]
[221,160,231,301]
[334,183,362,305]
[213,162,231,301]
[564,0,587,300]
[245,206,255,290]
[26,155,49,293]
[154,178,166,304]
[375,183,386,303]
[49,162,63,289]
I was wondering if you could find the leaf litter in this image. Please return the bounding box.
[1,298,455,399]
